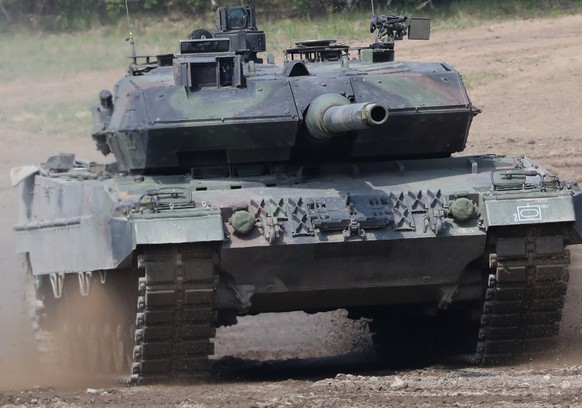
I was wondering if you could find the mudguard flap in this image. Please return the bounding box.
[110,209,224,267]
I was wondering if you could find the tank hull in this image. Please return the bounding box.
[14,152,581,382]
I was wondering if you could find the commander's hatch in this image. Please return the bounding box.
[174,38,245,91]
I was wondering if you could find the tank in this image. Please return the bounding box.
[13,5,582,383]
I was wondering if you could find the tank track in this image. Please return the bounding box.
[476,230,570,364]
[25,244,218,384]
[131,244,218,384]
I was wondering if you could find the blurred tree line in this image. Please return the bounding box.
[0,0,443,30]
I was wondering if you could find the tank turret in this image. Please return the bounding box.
[91,6,479,174]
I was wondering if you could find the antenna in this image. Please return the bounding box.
[370,0,378,45]
[125,0,137,64]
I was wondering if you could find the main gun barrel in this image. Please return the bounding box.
[305,93,388,140]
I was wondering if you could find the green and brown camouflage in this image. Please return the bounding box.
[13,5,582,383]
[92,48,476,171]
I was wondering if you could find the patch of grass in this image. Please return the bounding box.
[0,31,125,82]
[2,1,581,81]
[5,98,94,138]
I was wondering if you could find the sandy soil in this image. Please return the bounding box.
[1,13,582,407]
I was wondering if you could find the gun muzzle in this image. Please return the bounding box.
[305,93,388,140]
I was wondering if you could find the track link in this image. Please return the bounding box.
[26,244,218,384]
[131,244,218,384]
[476,231,570,363]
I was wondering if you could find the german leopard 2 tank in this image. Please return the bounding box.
[13,6,582,383]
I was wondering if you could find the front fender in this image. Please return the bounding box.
[482,192,577,230]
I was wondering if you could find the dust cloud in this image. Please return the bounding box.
[0,185,44,389]
[549,249,582,366]
[0,133,104,390]
[1,14,582,402]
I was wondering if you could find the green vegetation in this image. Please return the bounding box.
[1,0,581,32]
[9,99,95,139]
[0,32,123,82]
[0,0,580,140]
[2,0,580,80]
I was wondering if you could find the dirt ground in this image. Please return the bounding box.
[1,13,582,407]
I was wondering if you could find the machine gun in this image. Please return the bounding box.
[370,13,430,49]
